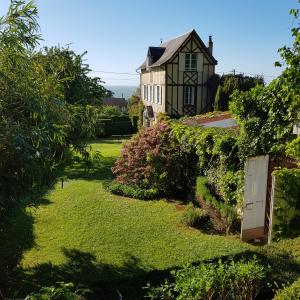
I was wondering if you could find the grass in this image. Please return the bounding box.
[0,138,258,298]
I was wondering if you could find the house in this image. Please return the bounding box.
[138,29,217,125]
[103,97,127,113]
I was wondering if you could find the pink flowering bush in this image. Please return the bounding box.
[111,122,197,198]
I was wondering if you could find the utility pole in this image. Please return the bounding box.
[233,69,236,76]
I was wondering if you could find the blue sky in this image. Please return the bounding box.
[1,0,297,85]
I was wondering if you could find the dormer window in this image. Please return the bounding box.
[185,53,197,71]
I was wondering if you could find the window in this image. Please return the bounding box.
[184,86,194,105]
[148,85,151,101]
[144,85,147,100]
[185,53,197,71]
[150,85,153,102]
[156,86,160,103]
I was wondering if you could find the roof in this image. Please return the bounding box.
[103,97,127,107]
[181,112,237,128]
[138,29,217,70]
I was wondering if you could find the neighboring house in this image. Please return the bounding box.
[103,97,127,113]
[138,29,217,125]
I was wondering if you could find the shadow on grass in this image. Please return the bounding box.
[64,156,116,181]
[0,151,117,298]
[14,247,300,300]
[0,197,53,297]
[15,248,169,300]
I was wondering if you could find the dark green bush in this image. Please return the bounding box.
[145,258,266,300]
[96,118,112,137]
[181,203,210,229]
[109,182,160,200]
[274,278,300,300]
[111,119,132,135]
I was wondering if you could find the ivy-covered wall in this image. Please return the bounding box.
[272,168,300,241]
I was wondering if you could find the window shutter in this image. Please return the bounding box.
[197,53,204,72]
[179,52,185,71]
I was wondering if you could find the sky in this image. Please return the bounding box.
[1,0,298,86]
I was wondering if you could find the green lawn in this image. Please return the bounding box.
[1,138,251,298]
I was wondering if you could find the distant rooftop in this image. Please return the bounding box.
[103,97,127,107]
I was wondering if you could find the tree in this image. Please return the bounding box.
[0,0,103,215]
[36,46,112,105]
[214,74,264,111]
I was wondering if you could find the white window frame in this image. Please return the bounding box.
[185,53,197,71]
[184,86,194,105]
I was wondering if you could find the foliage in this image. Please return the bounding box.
[127,88,144,130]
[230,3,300,159]
[0,1,109,215]
[214,74,264,111]
[0,0,70,214]
[286,136,300,162]
[206,168,244,208]
[109,182,159,200]
[25,282,86,300]
[271,168,300,241]
[112,122,198,197]
[181,203,210,229]
[145,258,266,300]
[196,177,238,233]
[98,105,122,118]
[171,122,242,226]
[273,278,300,300]
[37,46,112,105]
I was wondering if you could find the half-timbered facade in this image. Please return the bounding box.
[138,29,217,125]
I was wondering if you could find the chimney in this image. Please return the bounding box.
[208,35,213,55]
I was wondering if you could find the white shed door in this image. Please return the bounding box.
[242,155,269,230]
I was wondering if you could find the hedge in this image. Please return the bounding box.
[96,116,132,137]
[271,168,300,241]
[109,182,160,200]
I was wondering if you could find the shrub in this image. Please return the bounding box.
[109,182,160,200]
[196,177,238,234]
[145,258,266,300]
[181,203,210,229]
[25,282,86,300]
[111,122,197,198]
[274,278,300,300]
